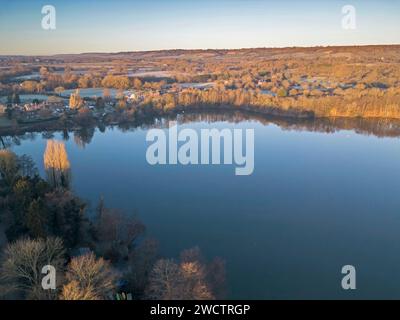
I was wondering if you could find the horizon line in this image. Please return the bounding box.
[1,43,400,58]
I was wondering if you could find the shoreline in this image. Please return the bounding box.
[2,106,400,140]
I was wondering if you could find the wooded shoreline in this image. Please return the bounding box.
[2,106,400,141]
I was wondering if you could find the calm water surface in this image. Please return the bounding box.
[7,114,400,299]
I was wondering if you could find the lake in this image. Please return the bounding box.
[6,112,400,299]
[60,88,120,99]
[0,94,51,103]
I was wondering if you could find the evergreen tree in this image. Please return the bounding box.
[26,198,47,238]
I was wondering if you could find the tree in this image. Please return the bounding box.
[124,238,159,298]
[63,252,117,300]
[116,99,127,111]
[146,247,225,300]
[39,66,48,76]
[277,88,288,97]
[26,198,48,238]
[93,203,145,263]
[0,150,19,187]
[43,140,71,189]
[95,97,105,108]
[103,88,111,101]
[145,259,182,300]
[59,280,99,300]
[54,87,65,95]
[133,78,142,90]
[179,261,214,300]
[146,253,214,300]
[207,257,226,299]
[0,237,65,300]
[17,154,38,178]
[3,172,51,242]
[78,76,91,88]
[21,81,39,93]
[45,190,86,249]
[101,75,130,90]
[69,89,83,109]
[12,178,32,209]
[12,93,21,104]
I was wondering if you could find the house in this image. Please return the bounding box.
[24,103,42,112]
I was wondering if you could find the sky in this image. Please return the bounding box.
[0,0,399,55]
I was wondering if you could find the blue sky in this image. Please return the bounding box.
[0,0,399,55]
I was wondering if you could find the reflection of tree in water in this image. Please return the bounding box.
[62,129,70,141]
[0,136,21,149]
[73,127,95,149]
[166,110,400,139]
[112,109,400,139]
[0,133,38,149]
[43,140,71,189]
[3,110,400,147]
[42,131,55,140]
[0,136,6,149]
[98,124,106,133]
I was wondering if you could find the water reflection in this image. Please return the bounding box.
[2,111,400,149]
[171,111,400,139]
[73,127,95,149]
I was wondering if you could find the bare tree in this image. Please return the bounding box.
[145,259,182,300]
[146,257,214,300]
[0,237,65,300]
[124,238,159,299]
[63,252,117,300]
[59,280,99,300]
[179,261,214,300]
[94,202,145,263]
[207,257,227,299]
